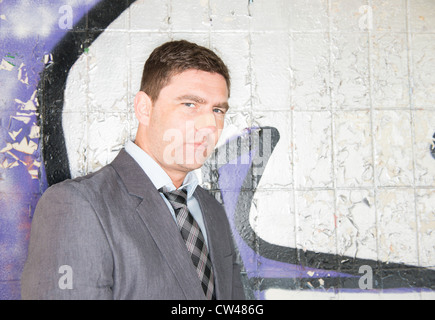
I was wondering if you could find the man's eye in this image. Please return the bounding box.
[183,103,195,108]
[213,108,225,114]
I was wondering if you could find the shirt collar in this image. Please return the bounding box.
[124,141,198,198]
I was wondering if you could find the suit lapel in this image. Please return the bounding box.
[195,188,232,300]
[111,150,206,300]
[136,196,206,300]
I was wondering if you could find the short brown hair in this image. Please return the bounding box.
[140,40,231,102]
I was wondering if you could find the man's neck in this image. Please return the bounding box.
[162,169,186,189]
[134,140,187,189]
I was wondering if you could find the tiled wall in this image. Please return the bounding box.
[1,0,434,299]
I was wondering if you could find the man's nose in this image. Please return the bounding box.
[194,113,217,132]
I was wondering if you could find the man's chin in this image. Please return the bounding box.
[174,156,210,173]
[162,147,214,172]
[179,158,208,171]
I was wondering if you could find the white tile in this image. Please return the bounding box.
[248,0,291,31]
[169,0,211,31]
[416,189,435,268]
[371,33,409,109]
[250,190,295,248]
[409,0,435,33]
[377,189,418,266]
[294,111,333,188]
[129,0,170,31]
[331,33,370,110]
[251,111,292,189]
[374,110,414,187]
[295,190,337,255]
[288,0,329,32]
[414,110,435,186]
[371,0,407,32]
[87,112,130,173]
[209,0,250,31]
[87,31,129,113]
[251,32,291,111]
[336,189,377,260]
[334,111,373,187]
[330,0,370,32]
[211,32,251,111]
[412,34,435,109]
[63,53,88,113]
[290,33,331,110]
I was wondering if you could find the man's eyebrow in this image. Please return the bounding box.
[216,102,230,111]
[176,95,230,110]
[176,95,207,104]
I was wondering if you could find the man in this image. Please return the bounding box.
[21,40,245,300]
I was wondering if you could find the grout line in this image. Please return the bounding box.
[406,0,423,272]
[327,0,340,267]
[289,18,299,279]
[366,0,381,268]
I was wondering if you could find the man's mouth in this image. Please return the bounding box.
[192,142,208,148]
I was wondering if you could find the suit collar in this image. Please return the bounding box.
[110,149,150,199]
[120,143,200,198]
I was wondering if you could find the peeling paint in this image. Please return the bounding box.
[0,58,15,71]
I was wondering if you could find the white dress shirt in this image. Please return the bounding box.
[124,140,209,248]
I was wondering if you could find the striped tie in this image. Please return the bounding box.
[159,187,216,300]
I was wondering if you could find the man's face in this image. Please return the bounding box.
[138,69,229,176]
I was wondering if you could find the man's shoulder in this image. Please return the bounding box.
[195,185,222,204]
[195,186,227,217]
[41,163,120,202]
[33,163,129,226]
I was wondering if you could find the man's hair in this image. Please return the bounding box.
[140,40,230,102]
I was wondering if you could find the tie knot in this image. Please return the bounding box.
[159,187,188,206]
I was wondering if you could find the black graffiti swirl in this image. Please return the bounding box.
[431,132,435,160]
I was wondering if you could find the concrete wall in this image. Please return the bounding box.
[0,0,434,299]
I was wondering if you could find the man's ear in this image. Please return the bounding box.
[134,91,152,126]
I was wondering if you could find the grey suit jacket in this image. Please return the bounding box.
[21,149,245,300]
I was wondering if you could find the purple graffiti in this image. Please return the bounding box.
[0,0,101,300]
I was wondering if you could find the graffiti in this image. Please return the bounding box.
[431,132,435,160]
[39,0,133,186]
[204,127,435,298]
[0,0,434,300]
